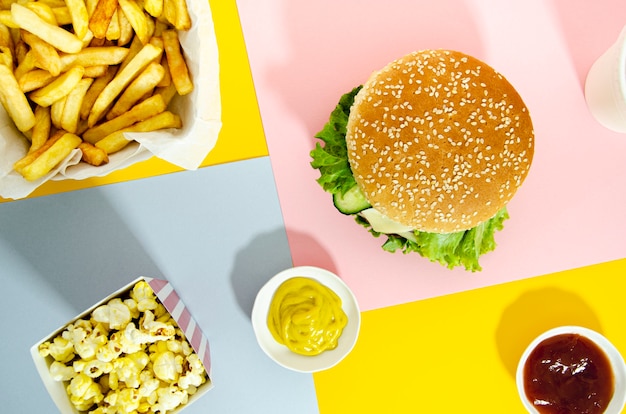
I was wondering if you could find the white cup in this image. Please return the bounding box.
[516,326,626,414]
[585,26,626,133]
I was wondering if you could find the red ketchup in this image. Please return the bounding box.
[523,333,614,414]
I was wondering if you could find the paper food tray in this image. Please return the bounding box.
[0,0,221,200]
[31,276,213,414]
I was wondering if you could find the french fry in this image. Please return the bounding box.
[18,132,82,181]
[0,23,13,47]
[0,63,35,131]
[83,65,108,78]
[144,0,163,18]
[78,141,108,166]
[87,42,161,126]
[84,93,166,143]
[154,82,177,106]
[80,64,117,120]
[24,1,58,25]
[14,130,64,172]
[0,23,14,68]
[30,105,51,153]
[163,0,190,31]
[117,6,134,46]
[95,110,181,154]
[89,0,118,39]
[0,46,13,68]
[59,46,129,69]
[93,130,131,154]
[18,69,55,92]
[20,30,62,76]
[156,53,171,87]
[153,18,169,37]
[79,28,94,47]
[36,0,67,8]
[130,110,181,131]
[162,29,192,95]
[118,0,151,44]
[14,39,28,64]
[85,0,99,15]
[117,34,143,72]
[105,8,120,41]
[29,65,85,107]
[65,0,90,40]
[14,49,36,80]
[50,94,66,129]
[51,6,73,26]
[11,3,82,54]
[0,46,12,68]
[0,11,17,29]
[106,61,164,120]
[61,77,94,133]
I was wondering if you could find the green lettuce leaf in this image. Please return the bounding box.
[310,86,362,195]
[311,87,509,272]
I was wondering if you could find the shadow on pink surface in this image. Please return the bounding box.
[285,228,338,276]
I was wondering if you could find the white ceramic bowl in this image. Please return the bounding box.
[516,326,626,414]
[251,266,361,373]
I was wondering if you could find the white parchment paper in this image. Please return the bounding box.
[0,1,221,200]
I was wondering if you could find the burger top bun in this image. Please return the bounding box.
[346,49,534,233]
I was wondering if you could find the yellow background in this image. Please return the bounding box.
[1,0,267,203]
[313,258,626,413]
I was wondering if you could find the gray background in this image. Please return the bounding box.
[0,156,319,413]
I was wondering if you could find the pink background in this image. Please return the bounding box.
[237,0,626,311]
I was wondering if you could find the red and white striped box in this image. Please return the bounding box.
[31,276,213,414]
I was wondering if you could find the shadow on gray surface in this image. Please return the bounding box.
[230,227,293,319]
[230,226,339,320]
[0,189,165,313]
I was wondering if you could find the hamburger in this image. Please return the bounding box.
[310,49,534,271]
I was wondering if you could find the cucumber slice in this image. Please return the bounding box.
[333,185,371,214]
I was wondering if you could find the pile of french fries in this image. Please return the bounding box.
[0,0,193,181]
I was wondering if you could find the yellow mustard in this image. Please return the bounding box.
[267,277,348,356]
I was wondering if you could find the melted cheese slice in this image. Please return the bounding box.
[359,208,414,234]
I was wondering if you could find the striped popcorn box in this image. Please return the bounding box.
[31,276,213,414]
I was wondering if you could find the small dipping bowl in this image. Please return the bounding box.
[516,326,626,414]
[251,266,361,373]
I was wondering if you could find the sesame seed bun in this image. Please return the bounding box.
[346,49,534,233]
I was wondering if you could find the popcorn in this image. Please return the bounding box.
[124,298,141,320]
[67,373,104,412]
[141,310,176,339]
[74,359,113,379]
[138,370,160,400]
[104,387,141,413]
[35,279,210,413]
[130,281,159,313]
[62,321,108,361]
[96,340,123,363]
[110,326,143,355]
[152,351,183,383]
[39,337,75,363]
[92,298,133,330]
[49,361,76,382]
[109,351,150,390]
[178,354,207,390]
[153,385,189,413]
